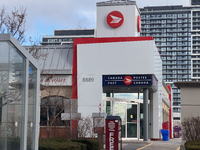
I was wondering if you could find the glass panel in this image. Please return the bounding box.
[106,101,112,116]
[27,63,37,150]
[113,93,138,99]
[140,104,143,139]
[0,42,9,150]
[114,103,126,138]
[127,104,137,138]
[7,42,26,150]
[122,124,125,138]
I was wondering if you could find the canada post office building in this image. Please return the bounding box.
[70,0,172,141]
[33,0,172,141]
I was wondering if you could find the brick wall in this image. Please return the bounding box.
[39,126,70,139]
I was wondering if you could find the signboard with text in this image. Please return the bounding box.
[40,75,72,86]
[103,74,158,90]
[106,116,122,150]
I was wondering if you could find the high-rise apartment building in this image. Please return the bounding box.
[140,4,200,121]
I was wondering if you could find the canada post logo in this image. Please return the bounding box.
[107,11,124,28]
[124,76,132,85]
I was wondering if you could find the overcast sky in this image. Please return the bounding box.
[1,0,190,45]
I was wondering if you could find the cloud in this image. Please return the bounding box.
[137,0,189,7]
[0,0,190,44]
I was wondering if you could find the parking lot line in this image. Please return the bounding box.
[136,143,152,150]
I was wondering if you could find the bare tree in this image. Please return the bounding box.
[77,116,95,138]
[182,116,200,142]
[28,37,48,60]
[0,6,27,44]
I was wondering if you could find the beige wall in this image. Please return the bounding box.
[41,86,72,99]
[162,101,169,123]
[162,86,169,97]
[181,87,200,122]
[162,84,170,123]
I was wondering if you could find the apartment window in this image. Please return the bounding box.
[150,15,156,18]
[141,15,145,19]
[172,14,177,18]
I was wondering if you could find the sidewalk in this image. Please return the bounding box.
[122,138,181,150]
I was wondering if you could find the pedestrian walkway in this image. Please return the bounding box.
[122,138,181,150]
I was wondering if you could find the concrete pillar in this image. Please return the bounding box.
[143,88,149,141]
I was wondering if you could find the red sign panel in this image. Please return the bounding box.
[137,15,141,32]
[107,11,124,28]
[106,120,119,150]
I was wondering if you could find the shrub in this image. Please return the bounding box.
[39,138,86,150]
[185,140,200,150]
[72,138,99,150]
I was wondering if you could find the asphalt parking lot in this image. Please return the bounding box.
[122,138,181,150]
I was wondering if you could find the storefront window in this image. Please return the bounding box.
[40,96,66,126]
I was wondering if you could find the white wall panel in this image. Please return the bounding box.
[77,41,156,117]
[97,5,140,37]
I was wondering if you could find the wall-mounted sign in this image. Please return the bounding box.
[40,75,72,86]
[102,74,158,90]
[107,11,124,28]
[137,15,141,32]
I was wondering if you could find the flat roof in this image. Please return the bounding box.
[174,81,200,89]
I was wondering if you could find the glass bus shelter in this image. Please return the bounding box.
[0,34,40,150]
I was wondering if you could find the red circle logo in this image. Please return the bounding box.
[137,15,141,32]
[124,76,133,85]
[107,11,124,28]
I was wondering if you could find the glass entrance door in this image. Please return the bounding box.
[127,104,138,138]
[103,100,142,139]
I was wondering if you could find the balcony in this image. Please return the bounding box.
[192,20,200,23]
[178,16,187,18]
[167,58,177,60]
[163,72,173,74]
[193,72,200,74]
[150,21,162,24]
[193,24,200,27]
[167,21,177,23]
[167,39,176,41]
[192,15,200,18]
[178,53,187,56]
